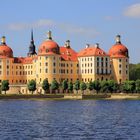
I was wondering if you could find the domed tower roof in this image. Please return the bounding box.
[0,36,13,58]
[109,35,128,58]
[38,31,60,56]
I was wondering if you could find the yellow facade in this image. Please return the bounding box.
[0,33,129,94]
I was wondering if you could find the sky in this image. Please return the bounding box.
[0,0,140,63]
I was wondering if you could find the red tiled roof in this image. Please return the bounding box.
[14,56,37,64]
[78,46,108,57]
[38,40,59,55]
[60,47,78,61]
[0,44,13,58]
[109,43,128,58]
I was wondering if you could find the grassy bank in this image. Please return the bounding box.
[0,94,64,100]
[0,93,140,100]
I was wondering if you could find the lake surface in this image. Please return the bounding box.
[0,100,140,140]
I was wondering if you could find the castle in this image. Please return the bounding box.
[0,31,129,94]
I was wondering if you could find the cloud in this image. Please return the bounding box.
[6,19,99,38]
[59,23,99,37]
[124,3,140,18]
[8,19,55,30]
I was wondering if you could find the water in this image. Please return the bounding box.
[0,100,140,140]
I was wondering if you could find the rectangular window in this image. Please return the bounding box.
[106,69,108,74]
[119,70,121,74]
[97,62,99,67]
[53,69,56,73]
[45,62,48,66]
[97,68,99,74]
[101,68,103,74]
[106,62,108,67]
[7,71,9,75]
[101,62,103,67]
[119,64,121,68]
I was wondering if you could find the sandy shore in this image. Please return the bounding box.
[107,94,140,100]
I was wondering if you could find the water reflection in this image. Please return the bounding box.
[0,100,140,139]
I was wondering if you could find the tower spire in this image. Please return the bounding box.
[31,29,34,41]
[27,29,37,56]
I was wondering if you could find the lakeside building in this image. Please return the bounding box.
[0,31,129,94]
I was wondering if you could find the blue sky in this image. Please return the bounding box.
[0,0,140,63]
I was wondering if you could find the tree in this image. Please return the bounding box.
[87,81,94,94]
[129,63,140,80]
[108,80,118,93]
[100,81,109,93]
[122,80,135,93]
[27,80,36,94]
[42,79,50,94]
[62,80,68,93]
[80,81,87,94]
[135,79,140,93]
[68,81,73,93]
[1,80,9,94]
[93,80,101,94]
[74,80,80,94]
[51,79,59,93]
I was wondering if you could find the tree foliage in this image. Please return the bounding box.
[129,63,140,80]
[1,80,9,94]
[80,82,87,94]
[42,79,50,94]
[93,80,101,94]
[135,79,140,93]
[27,80,36,94]
[121,80,135,93]
[108,80,118,93]
[68,81,73,93]
[74,80,80,93]
[62,80,68,92]
[51,79,59,91]
[87,81,94,91]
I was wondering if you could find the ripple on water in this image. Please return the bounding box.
[0,100,140,140]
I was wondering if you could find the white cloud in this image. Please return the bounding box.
[6,19,99,38]
[59,23,99,37]
[124,3,140,18]
[8,19,55,30]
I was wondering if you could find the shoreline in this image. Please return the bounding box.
[0,94,140,100]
